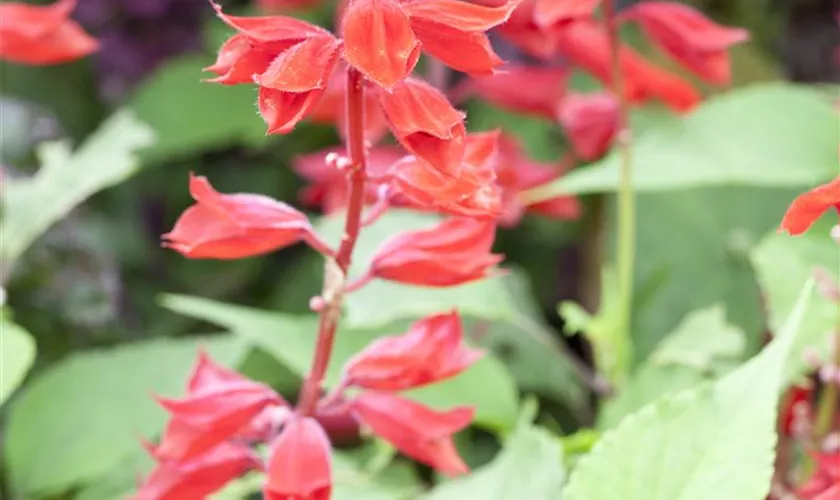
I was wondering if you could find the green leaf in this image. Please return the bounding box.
[563,281,815,500]
[626,187,797,362]
[162,295,519,431]
[0,320,35,405]
[128,54,267,162]
[751,227,838,382]
[598,306,745,429]
[0,110,155,263]
[421,419,565,499]
[524,83,838,200]
[3,336,246,497]
[316,210,517,329]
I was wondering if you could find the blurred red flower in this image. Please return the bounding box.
[556,91,620,161]
[779,176,840,235]
[264,416,333,500]
[0,0,98,65]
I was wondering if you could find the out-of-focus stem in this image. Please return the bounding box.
[603,0,636,368]
[297,68,367,416]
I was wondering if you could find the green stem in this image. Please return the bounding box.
[603,0,636,367]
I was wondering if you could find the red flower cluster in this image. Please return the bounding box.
[780,176,840,236]
[0,0,98,65]
[135,313,482,498]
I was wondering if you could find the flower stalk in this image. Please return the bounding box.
[603,0,636,366]
[297,67,368,416]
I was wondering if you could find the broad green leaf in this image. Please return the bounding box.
[524,83,838,200]
[3,336,246,497]
[0,320,35,405]
[563,281,815,500]
[316,210,517,329]
[0,110,155,263]
[626,187,797,362]
[598,306,745,429]
[128,54,267,162]
[422,420,565,499]
[751,226,838,382]
[162,295,519,431]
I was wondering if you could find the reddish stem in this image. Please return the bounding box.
[297,67,367,416]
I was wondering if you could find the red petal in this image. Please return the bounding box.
[402,0,521,32]
[556,91,620,161]
[351,392,473,476]
[265,417,332,500]
[256,35,342,91]
[341,0,421,89]
[133,443,256,500]
[813,484,840,500]
[621,2,749,85]
[258,85,329,134]
[534,0,599,27]
[409,19,504,75]
[780,176,840,235]
[379,78,467,177]
[204,34,294,85]
[0,0,75,38]
[186,348,250,393]
[343,310,484,390]
[210,1,328,41]
[0,3,98,66]
[455,65,567,119]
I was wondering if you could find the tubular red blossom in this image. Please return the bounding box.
[454,65,568,120]
[625,54,702,113]
[350,392,473,476]
[210,1,329,42]
[379,78,468,179]
[534,0,600,28]
[779,176,840,235]
[133,442,258,500]
[389,131,503,219]
[341,0,421,89]
[204,34,292,85]
[366,216,504,287]
[264,416,332,500]
[155,382,282,433]
[620,2,749,85]
[0,0,98,65]
[343,310,484,390]
[494,135,581,225]
[163,174,333,259]
[556,91,620,161]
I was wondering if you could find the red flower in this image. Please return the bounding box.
[494,135,581,225]
[551,20,701,113]
[620,2,749,85]
[150,352,285,462]
[133,443,258,500]
[389,131,503,219]
[293,145,404,213]
[163,174,333,259]
[341,0,522,89]
[813,485,840,500]
[264,416,332,500]
[534,0,599,28]
[779,176,840,235]
[778,384,812,437]
[454,65,568,120]
[366,216,504,287]
[351,392,473,476]
[379,77,467,179]
[556,91,620,161]
[0,0,98,65]
[343,310,484,390]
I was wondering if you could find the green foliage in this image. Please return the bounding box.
[422,403,565,500]
[128,54,268,163]
[0,110,155,264]
[525,83,838,200]
[562,281,814,500]
[751,223,839,382]
[628,186,797,362]
[161,294,519,431]
[3,336,246,497]
[598,306,746,429]
[0,319,35,405]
